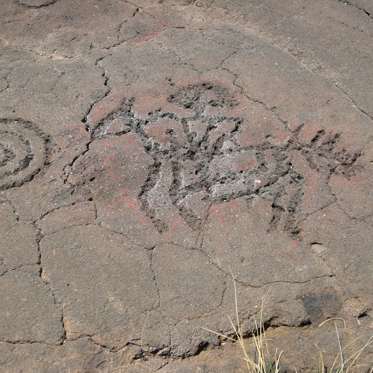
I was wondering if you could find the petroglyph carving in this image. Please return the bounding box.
[92,83,360,236]
[0,119,49,190]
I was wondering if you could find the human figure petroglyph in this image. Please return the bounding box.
[92,83,360,237]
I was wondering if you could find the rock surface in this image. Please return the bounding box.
[0,0,372,371]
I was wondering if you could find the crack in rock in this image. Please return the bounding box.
[337,0,373,19]
[32,221,67,345]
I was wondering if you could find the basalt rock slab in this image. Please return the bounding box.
[1,0,373,371]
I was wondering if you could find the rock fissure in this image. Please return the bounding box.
[33,222,67,345]
[336,0,373,20]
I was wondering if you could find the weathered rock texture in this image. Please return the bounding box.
[0,0,372,372]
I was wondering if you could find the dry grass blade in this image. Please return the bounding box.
[202,275,282,373]
[318,319,373,373]
[202,277,372,373]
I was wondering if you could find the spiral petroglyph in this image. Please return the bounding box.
[0,119,49,191]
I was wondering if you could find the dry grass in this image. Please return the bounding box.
[203,278,373,373]
[203,279,282,373]
[318,319,373,373]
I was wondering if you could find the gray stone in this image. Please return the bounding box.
[40,225,158,348]
[0,201,39,274]
[0,271,63,344]
[1,0,373,370]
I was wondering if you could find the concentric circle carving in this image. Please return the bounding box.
[0,118,49,191]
